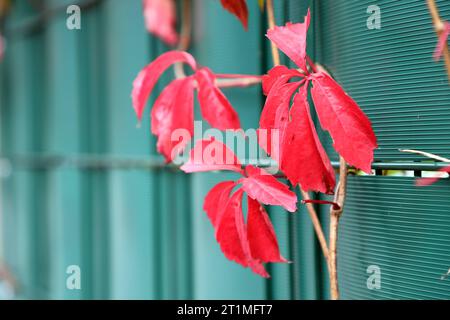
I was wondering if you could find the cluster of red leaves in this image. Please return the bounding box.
[132,8,377,277]
[181,139,296,277]
[142,0,248,45]
[260,9,377,195]
[132,51,241,162]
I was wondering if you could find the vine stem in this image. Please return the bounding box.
[301,190,330,262]
[174,0,261,88]
[266,0,281,66]
[329,157,348,300]
[426,0,450,83]
[399,149,450,163]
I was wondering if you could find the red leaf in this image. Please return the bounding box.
[310,71,377,173]
[434,21,450,61]
[204,181,236,226]
[245,165,266,177]
[220,0,249,30]
[262,65,303,96]
[240,174,298,212]
[416,165,450,187]
[281,85,336,194]
[259,78,303,161]
[180,139,244,174]
[195,67,241,130]
[0,35,4,62]
[215,188,268,277]
[132,51,197,121]
[143,0,178,45]
[151,77,194,162]
[266,9,310,72]
[247,196,287,263]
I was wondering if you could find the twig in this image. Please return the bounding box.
[328,157,348,300]
[399,149,450,163]
[174,0,192,79]
[266,0,280,66]
[426,0,450,83]
[301,190,330,262]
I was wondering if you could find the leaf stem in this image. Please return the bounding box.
[266,0,281,66]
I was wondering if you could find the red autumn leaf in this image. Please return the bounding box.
[0,35,4,62]
[434,21,450,61]
[215,188,268,277]
[151,77,194,162]
[220,0,249,30]
[247,196,287,263]
[195,67,241,130]
[239,170,298,212]
[266,9,310,72]
[262,65,303,96]
[180,138,243,174]
[132,51,197,121]
[416,165,450,187]
[204,181,236,226]
[142,0,178,45]
[281,85,336,194]
[310,71,377,173]
[259,79,303,161]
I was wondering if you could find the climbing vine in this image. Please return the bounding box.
[134,0,378,300]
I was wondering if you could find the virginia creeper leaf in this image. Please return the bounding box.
[266,9,310,72]
[434,21,450,61]
[143,0,178,45]
[204,181,236,227]
[240,173,298,212]
[220,0,249,30]
[132,51,197,121]
[281,85,336,194]
[216,188,268,277]
[310,71,377,173]
[416,165,450,187]
[195,67,241,130]
[259,79,302,161]
[151,77,194,162]
[0,35,4,62]
[247,196,287,263]
[262,65,303,96]
[181,139,243,174]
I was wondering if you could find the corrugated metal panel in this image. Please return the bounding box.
[316,0,450,161]
[338,176,450,299]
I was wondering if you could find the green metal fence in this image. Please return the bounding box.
[0,0,450,300]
